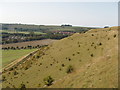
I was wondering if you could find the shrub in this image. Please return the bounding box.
[2,76,6,81]
[99,42,102,46]
[62,64,65,67]
[94,46,96,49]
[9,68,14,71]
[66,65,74,74]
[59,68,62,71]
[91,54,94,57]
[114,34,116,38]
[20,83,26,90]
[36,55,40,59]
[24,67,29,70]
[68,58,71,61]
[40,63,42,65]
[43,76,54,86]
[14,71,18,75]
[72,54,75,56]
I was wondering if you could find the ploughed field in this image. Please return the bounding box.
[1,39,57,48]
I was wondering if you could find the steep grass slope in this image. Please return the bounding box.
[2,27,118,88]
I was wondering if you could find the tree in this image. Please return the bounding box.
[104,26,109,28]
[29,31,35,36]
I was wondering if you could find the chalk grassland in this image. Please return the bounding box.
[2,27,118,88]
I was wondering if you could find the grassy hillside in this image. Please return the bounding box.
[2,27,118,88]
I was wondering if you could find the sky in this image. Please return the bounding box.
[0,1,118,27]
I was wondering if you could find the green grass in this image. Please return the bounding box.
[0,30,46,35]
[1,49,37,67]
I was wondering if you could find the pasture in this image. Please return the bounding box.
[0,30,46,35]
[2,49,37,67]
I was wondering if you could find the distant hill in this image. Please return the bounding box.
[2,26,118,88]
[1,23,96,33]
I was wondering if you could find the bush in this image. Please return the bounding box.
[114,34,116,38]
[2,76,6,81]
[36,55,40,59]
[66,65,74,74]
[24,67,29,70]
[43,76,54,86]
[91,54,94,57]
[68,58,71,61]
[14,71,18,75]
[9,67,14,71]
[20,83,26,90]
[94,46,96,49]
[72,54,75,56]
[62,64,65,67]
[99,42,102,46]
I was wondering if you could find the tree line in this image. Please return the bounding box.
[2,45,48,50]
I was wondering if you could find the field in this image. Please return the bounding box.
[1,39,57,48]
[2,49,37,67]
[1,24,96,45]
[1,39,57,67]
[2,27,118,88]
[2,24,94,33]
[0,30,46,35]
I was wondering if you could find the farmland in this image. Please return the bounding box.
[1,24,96,44]
[1,39,57,48]
[1,39,57,67]
[2,49,37,67]
[0,30,46,35]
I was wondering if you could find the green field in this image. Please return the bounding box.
[0,30,46,35]
[2,49,37,67]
